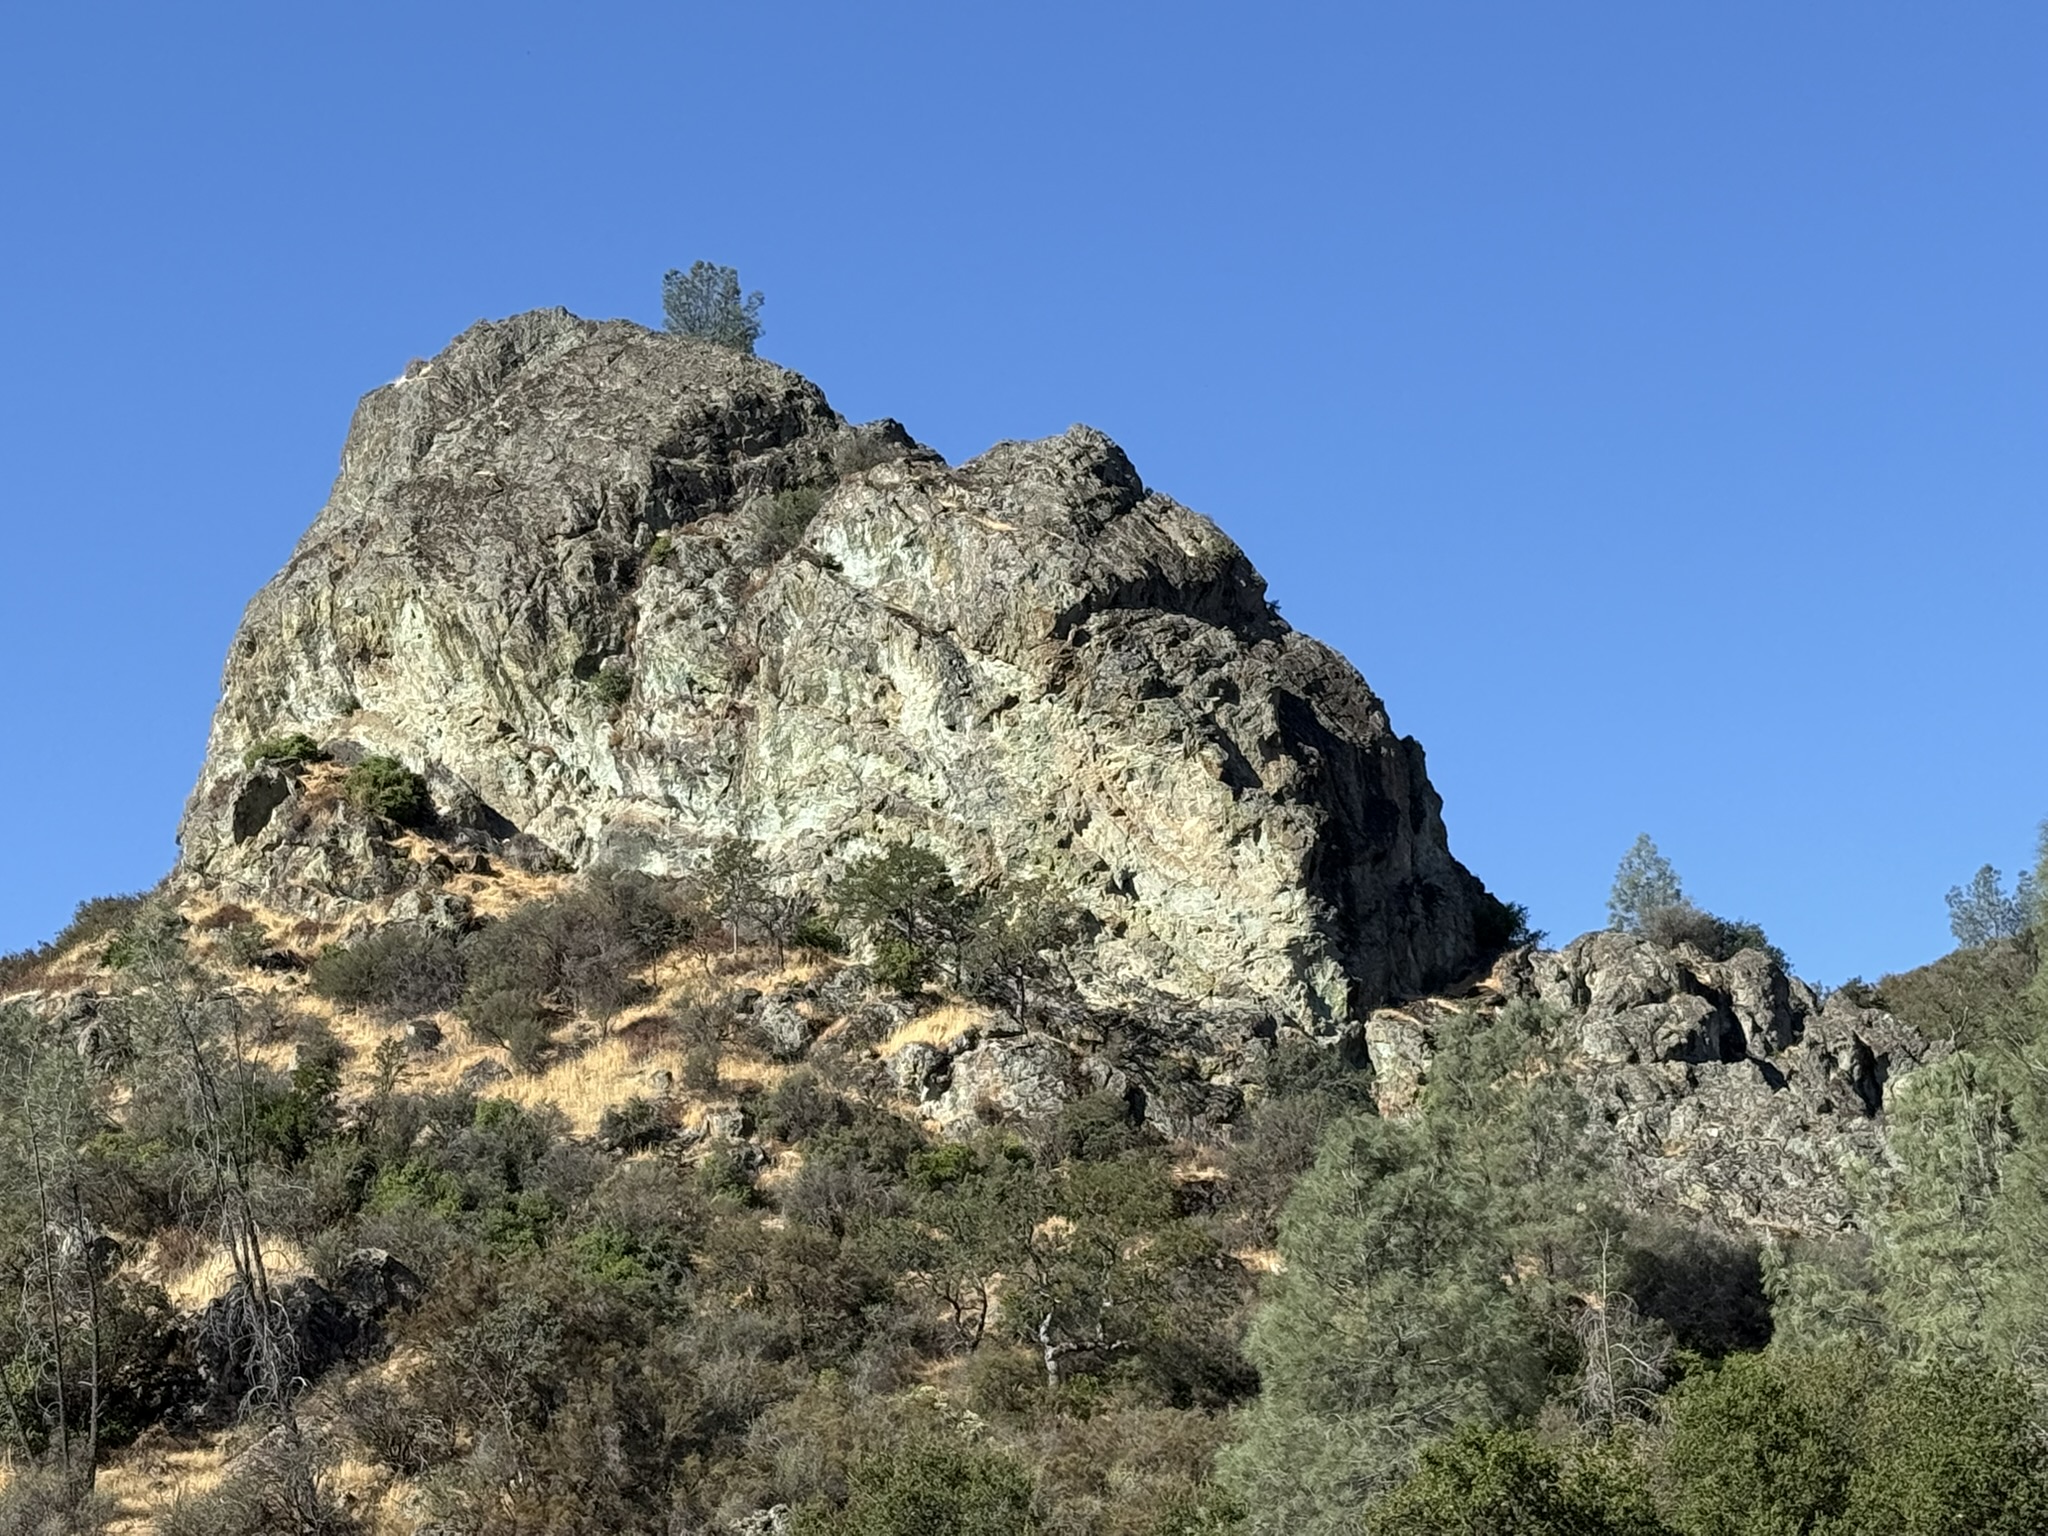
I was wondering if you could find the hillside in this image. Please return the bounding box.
[0,315,2041,1535]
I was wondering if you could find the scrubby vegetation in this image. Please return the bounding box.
[342,756,431,827]
[1608,834,1787,967]
[242,732,327,770]
[5,829,2048,1532]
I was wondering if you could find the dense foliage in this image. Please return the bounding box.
[4,832,2047,1533]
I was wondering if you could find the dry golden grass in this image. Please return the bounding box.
[147,1233,312,1310]
[96,1432,231,1533]
[880,1002,993,1056]
[493,1036,687,1135]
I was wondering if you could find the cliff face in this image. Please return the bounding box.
[177,309,1492,1030]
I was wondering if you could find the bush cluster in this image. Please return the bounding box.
[243,732,327,769]
[308,871,692,1070]
[344,755,431,826]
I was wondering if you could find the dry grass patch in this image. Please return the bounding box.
[880,1003,992,1056]
[97,1430,231,1533]
[153,1234,312,1310]
[493,1036,691,1136]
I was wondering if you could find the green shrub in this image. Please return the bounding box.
[793,1437,1038,1536]
[344,755,431,825]
[1640,902,1787,969]
[1663,1349,1870,1536]
[791,912,846,955]
[0,891,150,988]
[1846,1362,2048,1535]
[1473,892,1545,953]
[1370,1426,1664,1536]
[243,731,326,769]
[755,485,825,557]
[596,1097,672,1154]
[309,924,464,1018]
[589,668,632,706]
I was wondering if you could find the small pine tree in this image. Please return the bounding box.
[1607,834,1684,933]
[1946,864,2036,949]
[661,261,764,353]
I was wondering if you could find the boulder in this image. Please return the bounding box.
[929,1033,1074,1132]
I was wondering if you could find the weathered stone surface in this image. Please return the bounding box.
[1486,932,1950,1235]
[930,1033,1074,1132]
[177,309,1493,1031]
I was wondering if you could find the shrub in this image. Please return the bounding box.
[0,891,150,988]
[157,1432,359,1536]
[1370,1426,1663,1536]
[1663,1349,1870,1536]
[589,668,632,706]
[1473,892,1545,954]
[753,485,825,558]
[0,1468,116,1535]
[243,732,326,769]
[344,755,431,826]
[791,912,846,955]
[872,938,933,996]
[1846,1362,2048,1535]
[1640,901,1787,968]
[309,924,464,1018]
[793,1438,1037,1536]
[463,989,555,1072]
[596,1097,672,1154]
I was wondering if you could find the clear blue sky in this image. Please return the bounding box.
[3,2,2043,983]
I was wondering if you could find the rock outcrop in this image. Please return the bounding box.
[177,310,1494,1031]
[1368,931,1947,1235]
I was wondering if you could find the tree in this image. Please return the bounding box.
[0,1005,110,1492]
[704,835,773,954]
[661,261,764,353]
[836,842,974,992]
[965,878,1082,1021]
[1662,1349,1870,1536]
[1607,835,1684,933]
[1946,864,2036,949]
[1216,1111,1553,1531]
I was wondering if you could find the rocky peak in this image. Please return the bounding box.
[177,310,1495,1032]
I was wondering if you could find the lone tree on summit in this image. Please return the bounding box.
[1608,834,1684,933]
[662,261,763,353]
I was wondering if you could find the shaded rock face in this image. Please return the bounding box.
[179,309,1490,1029]
[1488,933,1947,1235]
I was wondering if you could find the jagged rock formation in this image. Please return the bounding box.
[1367,931,1946,1234]
[177,309,1494,1030]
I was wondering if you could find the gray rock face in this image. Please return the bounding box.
[1486,933,1949,1234]
[178,310,1492,1029]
